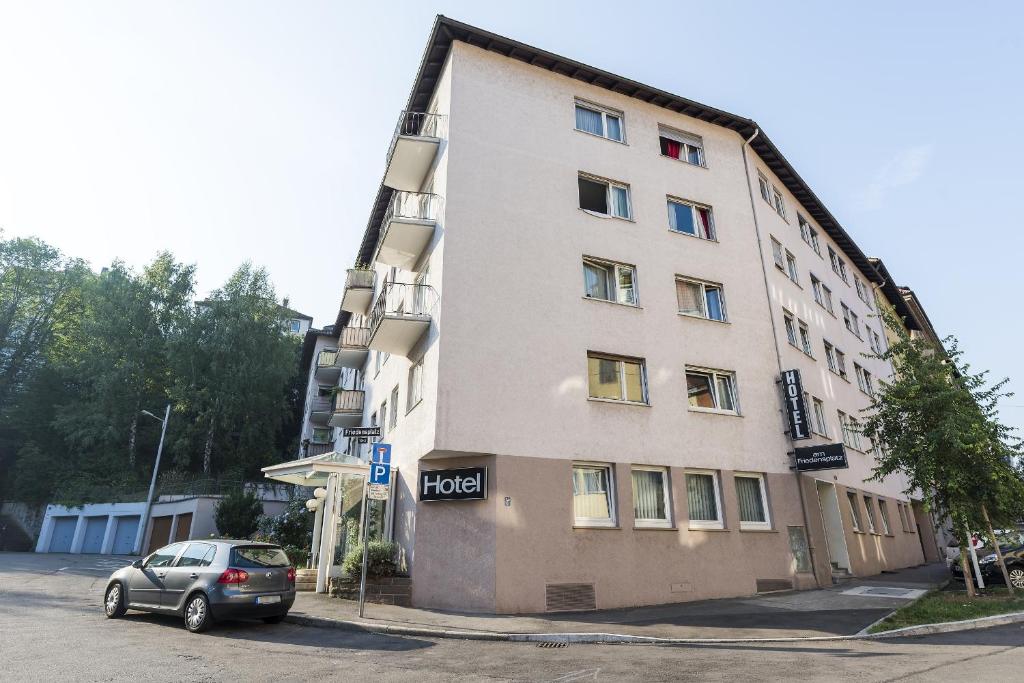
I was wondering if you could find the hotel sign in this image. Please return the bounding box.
[781,369,811,441]
[419,467,488,502]
[794,443,849,472]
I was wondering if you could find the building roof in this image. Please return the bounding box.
[336,15,910,330]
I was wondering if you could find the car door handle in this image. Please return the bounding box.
[156,572,166,578]
[189,573,198,579]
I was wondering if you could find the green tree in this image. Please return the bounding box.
[214,489,264,538]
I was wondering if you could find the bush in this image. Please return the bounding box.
[214,489,263,538]
[341,540,398,578]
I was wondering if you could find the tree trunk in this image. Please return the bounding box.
[982,504,1014,595]
[959,546,977,598]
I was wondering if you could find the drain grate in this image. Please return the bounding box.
[537,641,568,648]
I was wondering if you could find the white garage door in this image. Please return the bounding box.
[111,516,140,555]
[80,516,108,553]
[48,517,78,553]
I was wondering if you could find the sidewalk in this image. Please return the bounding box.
[289,562,948,640]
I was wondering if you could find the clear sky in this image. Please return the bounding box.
[2,2,1022,429]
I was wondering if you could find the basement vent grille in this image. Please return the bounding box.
[756,579,793,593]
[545,583,597,612]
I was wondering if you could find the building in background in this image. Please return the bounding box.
[265,16,941,613]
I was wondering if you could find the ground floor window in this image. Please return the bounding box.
[686,471,723,529]
[573,463,616,527]
[631,467,671,527]
[846,490,863,531]
[735,473,770,530]
[863,496,878,533]
[878,499,892,535]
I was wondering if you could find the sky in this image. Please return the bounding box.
[1,1,1023,428]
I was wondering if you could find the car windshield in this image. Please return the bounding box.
[230,546,290,568]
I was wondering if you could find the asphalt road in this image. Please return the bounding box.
[1,552,1023,682]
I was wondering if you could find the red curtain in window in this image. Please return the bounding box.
[697,208,712,239]
[660,137,681,159]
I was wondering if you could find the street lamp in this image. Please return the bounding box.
[132,404,171,556]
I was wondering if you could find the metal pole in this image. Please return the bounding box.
[357,475,371,618]
[133,404,170,556]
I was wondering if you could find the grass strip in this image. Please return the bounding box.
[869,587,1024,633]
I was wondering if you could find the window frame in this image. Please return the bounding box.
[685,366,739,415]
[771,236,785,270]
[666,196,716,240]
[582,257,639,306]
[785,250,800,284]
[811,397,829,437]
[783,310,798,348]
[675,276,727,322]
[878,499,892,535]
[735,472,771,531]
[578,173,632,219]
[846,490,863,532]
[798,214,822,255]
[389,385,399,430]
[685,469,724,530]
[572,461,617,528]
[406,359,424,413]
[658,125,705,167]
[862,496,878,534]
[798,320,814,357]
[631,465,673,528]
[828,247,850,284]
[574,99,625,143]
[587,352,649,405]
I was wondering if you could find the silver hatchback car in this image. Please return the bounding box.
[103,540,296,633]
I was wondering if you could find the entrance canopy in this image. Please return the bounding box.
[261,451,369,487]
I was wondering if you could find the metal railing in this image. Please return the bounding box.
[309,396,332,413]
[305,441,335,457]
[345,268,375,290]
[338,325,370,349]
[383,191,443,226]
[333,389,365,414]
[387,111,447,162]
[368,282,437,334]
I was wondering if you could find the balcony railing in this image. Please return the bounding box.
[369,282,436,332]
[317,349,339,369]
[333,389,365,414]
[346,268,375,290]
[339,325,370,349]
[387,111,447,162]
[309,396,332,413]
[383,191,442,227]
[304,441,335,457]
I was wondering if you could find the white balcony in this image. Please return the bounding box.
[308,395,333,426]
[313,349,341,383]
[368,282,436,358]
[329,389,365,428]
[383,111,446,193]
[335,325,370,369]
[340,268,375,315]
[375,192,442,271]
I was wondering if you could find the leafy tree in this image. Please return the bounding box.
[214,489,263,538]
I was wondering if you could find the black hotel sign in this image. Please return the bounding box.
[794,443,849,472]
[419,467,488,502]
[781,369,811,441]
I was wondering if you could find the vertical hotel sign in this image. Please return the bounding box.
[781,369,811,441]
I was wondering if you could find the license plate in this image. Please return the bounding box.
[257,595,281,605]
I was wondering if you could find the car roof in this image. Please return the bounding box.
[170,539,281,548]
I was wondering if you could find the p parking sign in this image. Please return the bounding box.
[370,443,391,485]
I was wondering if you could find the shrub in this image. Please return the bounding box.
[214,489,263,538]
[341,540,398,578]
[257,499,314,549]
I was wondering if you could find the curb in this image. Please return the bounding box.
[285,608,1024,645]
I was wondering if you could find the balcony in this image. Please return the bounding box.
[335,325,370,369]
[305,441,335,458]
[308,396,333,425]
[329,389,365,428]
[340,268,375,315]
[368,282,436,358]
[375,191,442,271]
[383,111,446,193]
[313,349,341,383]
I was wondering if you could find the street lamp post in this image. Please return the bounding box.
[132,404,171,556]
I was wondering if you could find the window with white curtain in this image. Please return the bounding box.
[667,197,715,239]
[685,367,738,413]
[631,467,671,527]
[573,463,615,526]
[735,474,771,530]
[587,353,647,404]
[574,100,623,142]
[686,471,723,528]
[583,258,637,305]
[579,174,631,218]
[676,277,726,321]
[659,125,705,166]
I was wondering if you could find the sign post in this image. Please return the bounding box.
[359,443,391,618]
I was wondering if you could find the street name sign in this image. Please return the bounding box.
[794,443,849,471]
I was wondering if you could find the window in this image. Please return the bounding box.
[389,385,399,430]
[798,321,813,356]
[145,542,185,568]
[289,319,301,333]
[835,347,847,379]
[583,258,637,305]
[407,360,423,412]
[632,467,671,527]
[573,463,615,526]
[772,187,786,218]
[855,365,875,397]
[855,277,872,307]
[587,353,647,404]
[686,471,723,528]
[879,500,892,535]
[176,542,216,568]
[785,251,800,284]
[869,329,885,355]
[846,491,863,532]
[578,174,631,218]
[897,502,909,531]
[311,427,332,444]
[758,173,772,203]
[676,277,726,321]
[798,215,821,255]
[231,546,290,568]
[379,400,387,436]
[758,172,786,218]
[667,197,715,239]
[783,310,798,347]
[841,303,861,338]
[659,126,704,166]
[863,496,878,533]
[828,247,849,283]
[574,100,623,142]
[855,363,867,393]
[824,341,846,378]
[811,275,834,314]
[839,411,861,450]
[771,237,785,269]
[735,474,771,530]
[685,367,738,413]
[812,397,829,437]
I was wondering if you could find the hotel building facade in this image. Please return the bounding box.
[265,16,941,613]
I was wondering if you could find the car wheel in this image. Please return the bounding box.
[262,614,287,624]
[1009,567,1024,590]
[104,583,127,619]
[184,594,212,633]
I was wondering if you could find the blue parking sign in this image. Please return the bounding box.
[370,443,391,485]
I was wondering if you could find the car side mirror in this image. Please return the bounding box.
[132,559,144,569]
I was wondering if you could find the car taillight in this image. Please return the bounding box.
[217,568,249,584]
[287,566,296,583]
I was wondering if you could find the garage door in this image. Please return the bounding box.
[48,517,78,553]
[173,513,192,542]
[146,515,173,555]
[111,516,140,555]
[80,516,108,553]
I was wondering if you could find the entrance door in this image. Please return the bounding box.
[147,515,173,555]
[111,516,139,555]
[48,517,78,553]
[81,516,108,553]
[173,513,192,542]
[816,481,851,572]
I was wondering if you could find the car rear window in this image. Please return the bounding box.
[230,546,290,568]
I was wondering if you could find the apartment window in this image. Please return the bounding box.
[378,400,387,436]
[846,490,863,532]
[407,360,423,412]
[828,247,849,283]
[783,310,798,347]
[758,172,786,218]
[856,365,875,397]
[583,258,637,305]
[685,367,738,413]
[632,466,671,528]
[659,126,704,166]
[771,237,785,269]
[574,100,623,142]
[855,363,867,393]
[879,500,892,535]
[841,304,861,338]
[863,496,878,534]
[389,385,399,430]
[686,471,723,529]
[798,321,813,356]
[824,341,846,378]
[758,173,772,203]
[578,174,631,219]
[839,411,861,450]
[811,275,834,314]
[798,215,821,255]
[676,277,726,321]
[812,397,829,437]
[772,187,786,218]
[855,277,872,307]
[587,353,647,404]
[289,319,301,333]
[835,347,848,379]
[870,329,885,355]
[785,251,800,284]
[667,197,715,239]
[573,463,616,527]
[311,427,332,444]
[735,473,771,530]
